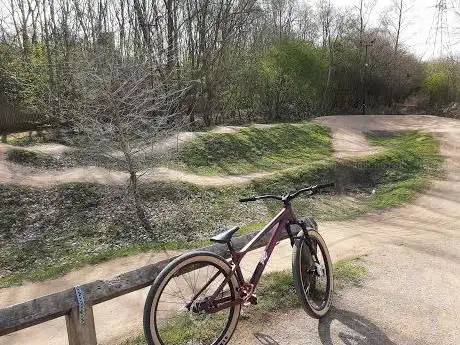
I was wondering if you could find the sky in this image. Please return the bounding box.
[1,0,458,60]
[330,0,460,60]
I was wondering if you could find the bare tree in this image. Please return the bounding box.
[316,0,345,109]
[381,0,414,54]
[72,59,191,233]
[380,0,414,106]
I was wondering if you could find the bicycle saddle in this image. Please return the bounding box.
[210,226,240,244]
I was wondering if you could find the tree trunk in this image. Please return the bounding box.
[165,0,175,74]
[41,0,58,126]
[129,170,153,233]
[123,149,153,234]
[389,0,404,109]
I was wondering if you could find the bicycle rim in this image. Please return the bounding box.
[150,257,238,345]
[299,236,331,312]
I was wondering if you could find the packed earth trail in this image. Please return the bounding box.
[0,115,459,345]
[0,125,275,187]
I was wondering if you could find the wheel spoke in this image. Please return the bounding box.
[146,256,239,345]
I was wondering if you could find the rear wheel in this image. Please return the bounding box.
[292,230,333,318]
[144,251,241,345]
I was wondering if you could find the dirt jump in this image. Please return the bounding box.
[0,115,459,345]
[0,125,273,187]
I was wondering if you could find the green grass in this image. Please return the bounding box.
[253,257,368,313]
[121,335,146,345]
[333,256,368,289]
[4,131,50,146]
[254,270,300,312]
[0,129,443,287]
[0,223,267,287]
[0,239,208,287]
[155,312,228,345]
[173,123,332,175]
[6,149,61,168]
[365,177,428,209]
[120,257,368,345]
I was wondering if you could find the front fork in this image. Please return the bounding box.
[286,217,317,246]
[286,218,319,268]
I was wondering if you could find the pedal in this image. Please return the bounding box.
[243,295,258,307]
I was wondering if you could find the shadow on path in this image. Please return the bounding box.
[253,332,281,345]
[318,307,397,345]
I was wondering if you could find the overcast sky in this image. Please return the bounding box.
[330,0,460,60]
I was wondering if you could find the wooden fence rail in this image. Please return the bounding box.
[0,228,294,344]
[0,102,44,135]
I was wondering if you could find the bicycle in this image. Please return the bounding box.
[143,183,334,345]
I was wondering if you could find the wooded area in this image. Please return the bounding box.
[1,0,460,136]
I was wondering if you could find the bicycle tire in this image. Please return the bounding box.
[143,251,241,345]
[292,230,333,318]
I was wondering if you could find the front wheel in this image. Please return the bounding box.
[292,230,333,318]
[143,251,241,345]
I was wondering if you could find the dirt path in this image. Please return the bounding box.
[0,125,275,187]
[0,115,459,345]
[313,119,383,158]
[0,121,380,187]
[233,115,460,345]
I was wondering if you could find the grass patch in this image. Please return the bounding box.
[254,270,300,312]
[120,335,146,345]
[365,177,428,209]
[253,257,368,314]
[0,240,205,287]
[6,149,62,168]
[173,123,332,175]
[132,312,228,345]
[333,256,368,289]
[4,130,52,146]
[0,129,442,287]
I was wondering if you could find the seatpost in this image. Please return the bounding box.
[227,241,238,265]
[227,241,234,254]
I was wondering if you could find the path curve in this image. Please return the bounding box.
[1,115,459,345]
[0,122,379,187]
[234,114,460,345]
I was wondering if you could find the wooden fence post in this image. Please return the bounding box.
[65,305,97,345]
[1,228,281,337]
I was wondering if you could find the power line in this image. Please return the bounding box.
[427,0,454,58]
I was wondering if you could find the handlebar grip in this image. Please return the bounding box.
[239,197,257,202]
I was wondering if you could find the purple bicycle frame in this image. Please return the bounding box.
[207,204,299,311]
[233,205,297,287]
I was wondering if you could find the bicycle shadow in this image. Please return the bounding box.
[318,307,397,345]
[253,332,280,345]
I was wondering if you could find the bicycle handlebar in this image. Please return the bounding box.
[239,195,283,202]
[289,182,334,199]
[239,196,257,202]
[239,182,334,203]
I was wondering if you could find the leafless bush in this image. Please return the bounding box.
[71,58,192,234]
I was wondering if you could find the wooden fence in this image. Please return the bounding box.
[0,101,43,136]
[0,229,293,345]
